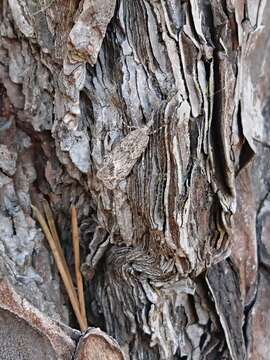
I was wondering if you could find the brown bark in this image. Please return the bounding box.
[0,0,269,359]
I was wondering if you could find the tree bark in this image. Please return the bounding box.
[0,0,269,359]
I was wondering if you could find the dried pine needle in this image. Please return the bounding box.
[71,206,88,328]
[42,200,74,289]
[32,204,87,331]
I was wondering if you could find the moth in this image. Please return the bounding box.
[97,93,181,190]
[97,121,154,190]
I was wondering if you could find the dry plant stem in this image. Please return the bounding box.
[42,199,74,289]
[32,205,88,331]
[71,206,88,327]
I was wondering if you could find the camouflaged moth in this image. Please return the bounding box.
[97,121,154,190]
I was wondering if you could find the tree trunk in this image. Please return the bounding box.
[0,0,269,359]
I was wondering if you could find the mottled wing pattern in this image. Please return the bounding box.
[97,126,150,189]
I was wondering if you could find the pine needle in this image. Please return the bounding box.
[71,206,88,328]
[42,199,74,289]
[32,204,87,331]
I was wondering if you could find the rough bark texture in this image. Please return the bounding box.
[0,277,125,359]
[0,0,269,359]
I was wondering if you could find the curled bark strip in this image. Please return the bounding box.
[0,278,78,359]
[74,328,125,360]
[0,279,125,359]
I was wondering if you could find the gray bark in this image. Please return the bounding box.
[0,0,269,359]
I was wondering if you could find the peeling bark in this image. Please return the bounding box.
[0,0,270,359]
[0,278,125,359]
